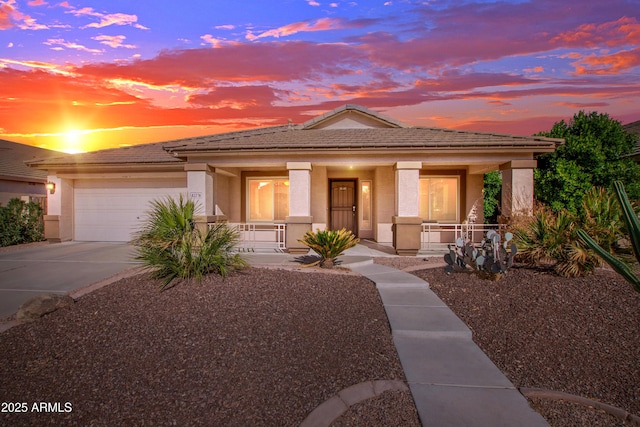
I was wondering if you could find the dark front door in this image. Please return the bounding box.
[330,180,357,235]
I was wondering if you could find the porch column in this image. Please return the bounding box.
[44,174,73,242]
[185,164,226,233]
[499,160,537,219]
[285,162,312,254]
[393,162,422,256]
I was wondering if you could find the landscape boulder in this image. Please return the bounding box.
[16,293,74,322]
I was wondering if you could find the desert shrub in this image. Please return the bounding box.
[512,187,627,277]
[131,195,247,290]
[0,198,44,247]
[578,181,640,292]
[298,228,359,268]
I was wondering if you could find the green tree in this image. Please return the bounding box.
[483,171,502,224]
[535,111,640,213]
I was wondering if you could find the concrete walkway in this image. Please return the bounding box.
[244,244,550,426]
[347,259,549,427]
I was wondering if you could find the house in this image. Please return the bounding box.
[623,120,640,162]
[27,105,561,255]
[0,139,61,207]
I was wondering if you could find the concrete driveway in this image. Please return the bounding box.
[0,242,140,319]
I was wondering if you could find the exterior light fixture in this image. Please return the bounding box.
[46,182,56,194]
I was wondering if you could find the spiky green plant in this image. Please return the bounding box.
[512,207,574,267]
[298,228,359,268]
[131,195,246,290]
[512,205,600,277]
[578,181,640,292]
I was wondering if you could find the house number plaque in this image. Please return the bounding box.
[189,192,203,199]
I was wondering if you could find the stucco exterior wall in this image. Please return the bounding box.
[374,166,395,243]
[310,166,327,227]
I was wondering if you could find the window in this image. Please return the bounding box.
[247,178,289,222]
[361,180,372,230]
[419,177,459,222]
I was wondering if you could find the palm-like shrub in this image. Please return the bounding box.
[512,205,599,277]
[580,186,624,254]
[298,228,359,268]
[131,195,246,290]
[578,181,640,292]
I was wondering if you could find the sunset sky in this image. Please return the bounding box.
[1,0,639,153]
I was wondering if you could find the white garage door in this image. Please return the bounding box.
[74,179,188,242]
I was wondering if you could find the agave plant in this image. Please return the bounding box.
[578,181,640,293]
[512,205,601,278]
[298,228,359,268]
[131,195,247,290]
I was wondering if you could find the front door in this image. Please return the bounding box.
[330,180,357,235]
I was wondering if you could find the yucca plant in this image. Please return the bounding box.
[298,228,359,268]
[578,181,640,292]
[512,205,600,277]
[580,186,624,254]
[131,195,247,290]
[512,206,573,267]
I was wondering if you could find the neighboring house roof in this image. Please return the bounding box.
[28,104,562,169]
[27,141,185,168]
[623,120,640,158]
[0,139,61,182]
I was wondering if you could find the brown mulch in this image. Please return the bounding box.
[0,267,419,427]
[384,258,640,427]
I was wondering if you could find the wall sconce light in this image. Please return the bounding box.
[46,182,56,194]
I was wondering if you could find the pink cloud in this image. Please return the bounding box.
[552,17,640,48]
[554,101,610,109]
[246,17,348,41]
[74,42,368,86]
[69,7,148,30]
[92,35,136,49]
[416,71,539,92]
[0,1,16,30]
[44,38,102,53]
[573,48,640,75]
[0,0,48,30]
[187,85,285,108]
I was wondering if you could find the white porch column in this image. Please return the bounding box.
[286,162,312,254]
[500,160,537,218]
[185,164,226,231]
[44,174,73,242]
[393,162,422,256]
[288,162,312,217]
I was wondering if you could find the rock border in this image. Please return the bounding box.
[300,379,409,427]
[520,387,640,426]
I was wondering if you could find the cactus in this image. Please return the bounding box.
[444,230,517,280]
[577,181,640,293]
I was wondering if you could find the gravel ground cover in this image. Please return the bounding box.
[0,267,420,427]
[374,257,640,427]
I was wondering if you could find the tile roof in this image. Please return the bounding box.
[28,105,563,168]
[301,104,408,129]
[26,141,183,168]
[165,126,561,154]
[0,140,61,181]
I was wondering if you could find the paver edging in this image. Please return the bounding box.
[520,387,640,426]
[299,380,408,427]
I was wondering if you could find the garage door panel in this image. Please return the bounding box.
[74,179,187,242]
